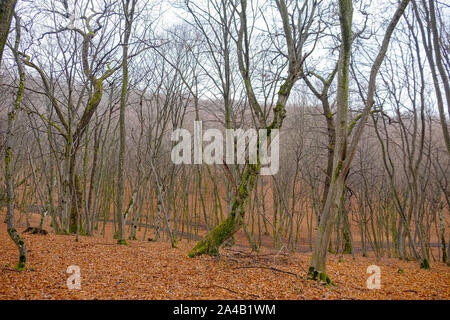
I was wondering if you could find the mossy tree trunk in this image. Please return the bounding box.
[189,164,260,256]
[4,13,27,270]
[20,12,122,236]
[308,173,346,285]
[116,0,137,246]
[86,125,101,235]
[69,174,83,234]
[126,190,138,241]
[189,0,312,257]
[341,208,352,255]
[308,0,411,283]
[308,0,352,285]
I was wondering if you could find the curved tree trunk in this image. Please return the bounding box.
[189,0,308,257]
[4,12,27,270]
[0,0,17,68]
[308,0,411,283]
[307,0,352,285]
[189,164,259,256]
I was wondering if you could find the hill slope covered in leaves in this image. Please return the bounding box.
[0,214,449,300]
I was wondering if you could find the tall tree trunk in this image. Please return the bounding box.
[4,12,27,270]
[307,0,353,285]
[189,0,304,257]
[116,0,136,245]
[411,0,450,155]
[428,0,450,125]
[438,203,447,263]
[308,0,411,283]
[0,0,17,68]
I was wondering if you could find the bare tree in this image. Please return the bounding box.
[189,0,321,257]
[0,0,17,67]
[116,0,138,245]
[308,0,411,284]
[4,12,27,270]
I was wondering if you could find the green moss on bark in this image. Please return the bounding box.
[15,254,26,270]
[189,215,237,257]
[117,239,128,245]
[307,266,336,287]
[420,258,430,270]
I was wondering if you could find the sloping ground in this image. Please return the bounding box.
[0,220,449,300]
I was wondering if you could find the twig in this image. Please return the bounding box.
[233,265,304,281]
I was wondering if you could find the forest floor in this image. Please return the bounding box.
[0,212,449,300]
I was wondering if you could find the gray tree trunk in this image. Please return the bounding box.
[308,0,411,283]
[0,0,17,67]
[4,13,27,270]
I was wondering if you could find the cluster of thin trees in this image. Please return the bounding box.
[0,0,448,283]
